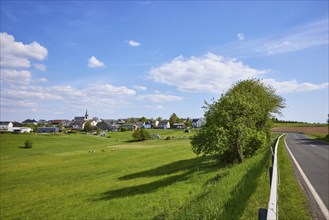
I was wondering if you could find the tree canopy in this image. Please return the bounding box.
[191,79,285,163]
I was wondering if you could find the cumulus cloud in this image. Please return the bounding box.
[127,40,141,47]
[237,33,245,41]
[263,79,329,93]
[137,93,183,103]
[0,32,48,68]
[0,69,32,84]
[149,53,266,93]
[88,56,105,68]
[149,53,328,94]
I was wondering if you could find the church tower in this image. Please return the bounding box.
[85,109,89,120]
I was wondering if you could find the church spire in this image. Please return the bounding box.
[85,109,89,120]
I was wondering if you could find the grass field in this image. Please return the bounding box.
[1,130,274,219]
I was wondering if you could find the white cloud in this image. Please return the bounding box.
[0,32,48,68]
[0,69,32,84]
[1,83,136,113]
[127,40,141,47]
[33,63,47,71]
[149,53,329,94]
[149,53,266,93]
[237,33,245,41]
[86,84,136,96]
[2,89,63,100]
[88,56,105,68]
[215,18,328,58]
[264,18,328,55]
[133,85,147,91]
[263,79,329,93]
[34,77,48,83]
[137,93,183,103]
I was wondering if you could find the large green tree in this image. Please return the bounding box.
[169,113,179,125]
[191,79,285,163]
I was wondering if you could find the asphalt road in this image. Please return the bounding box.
[284,133,329,217]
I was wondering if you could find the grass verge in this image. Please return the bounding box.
[277,135,311,220]
[171,143,272,219]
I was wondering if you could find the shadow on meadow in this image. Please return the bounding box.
[216,147,270,219]
[95,155,226,201]
[167,147,271,220]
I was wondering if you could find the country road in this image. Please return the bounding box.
[284,133,329,219]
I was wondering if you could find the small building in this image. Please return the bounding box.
[97,121,110,131]
[0,121,13,131]
[158,121,170,129]
[37,127,60,133]
[109,123,120,132]
[117,119,126,124]
[135,122,145,129]
[72,120,86,130]
[172,123,186,129]
[144,121,153,129]
[10,127,33,133]
[192,118,205,128]
[22,119,37,125]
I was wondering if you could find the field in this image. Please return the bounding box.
[272,123,328,142]
[1,129,273,219]
[271,126,327,135]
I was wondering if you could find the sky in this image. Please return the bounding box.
[0,1,328,123]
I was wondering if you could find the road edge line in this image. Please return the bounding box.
[284,135,329,219]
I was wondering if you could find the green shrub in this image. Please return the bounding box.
[166,136,171,140]
[132,129,151,141]
[24,139,33,148]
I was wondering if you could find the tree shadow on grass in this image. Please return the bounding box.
[94,155,225,201]
[216,149,270,220]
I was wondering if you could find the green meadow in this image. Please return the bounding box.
[1,130,273,219]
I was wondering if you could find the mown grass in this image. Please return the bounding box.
[1,131,273,219]
[277,135,311,220]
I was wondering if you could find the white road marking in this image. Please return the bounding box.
[311,144,316,148]
[284,137,329,219]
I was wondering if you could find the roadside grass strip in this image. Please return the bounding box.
[172,145,272,219]
[278,135,311,220]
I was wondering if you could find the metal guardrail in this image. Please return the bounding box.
[259,134,285,220]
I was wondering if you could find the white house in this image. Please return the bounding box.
[158,121,170,129]
[192,118,205,128]
[0,122,13,131]
[9,127,32,133]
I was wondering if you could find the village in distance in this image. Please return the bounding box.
[0,109,206,134]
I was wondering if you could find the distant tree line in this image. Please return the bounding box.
[271,118,310,124]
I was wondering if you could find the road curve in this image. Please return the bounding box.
[284,133,329,218]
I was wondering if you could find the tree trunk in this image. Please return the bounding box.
[234,132,244,163]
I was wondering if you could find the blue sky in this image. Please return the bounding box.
[0,1,328,123]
